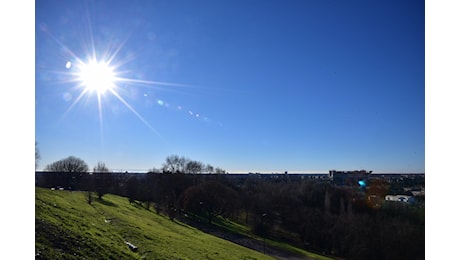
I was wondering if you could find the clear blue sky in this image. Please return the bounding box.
[35,0,425,173]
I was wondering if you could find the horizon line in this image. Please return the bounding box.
[35,169,425,175]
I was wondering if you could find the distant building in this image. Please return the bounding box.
[385,195,414,203]
[329,170,372,186]
[410,187,425,196]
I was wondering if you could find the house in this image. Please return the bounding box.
[385,195,414,203]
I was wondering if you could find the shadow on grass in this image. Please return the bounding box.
[172,218,193,229]
[130,201,148,210]
[95,198,118,207]
[176,213,317,260]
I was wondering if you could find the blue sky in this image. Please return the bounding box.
[34,0,425,173]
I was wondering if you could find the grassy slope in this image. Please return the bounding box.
[210,216,333,260]
[35,187,274,260]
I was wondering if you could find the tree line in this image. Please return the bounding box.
[35,154,424,260]
[41,154,226,174]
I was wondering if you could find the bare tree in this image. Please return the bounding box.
[148,167,162,173]
[92,161,110,199]
[161,155,225,174]
[44,156,89,172]
[215,167,226,174]
[205,164,214,174]
[185,160,204,174]
[93,161,109,172]
[162,154,186,173]
[86,191,93,205]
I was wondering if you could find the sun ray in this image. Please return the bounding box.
[63,87,90,118]
[108,88,163,138]
[104,36,131,67]
[84,2,97,63]
[39,24,86,67]
[96,91,105,146]
[114,78,193,88]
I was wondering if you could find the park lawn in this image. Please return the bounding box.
[35,187,274,260]
[210,215,334,260]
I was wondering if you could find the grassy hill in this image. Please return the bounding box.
[35,187,275,259]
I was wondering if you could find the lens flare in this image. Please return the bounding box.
[39,7,210,144]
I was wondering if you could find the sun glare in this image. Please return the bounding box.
[77,60,116,94]
[43,19,195,139]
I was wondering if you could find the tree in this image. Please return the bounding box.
[162,155,186,173]
[44,156,89,172]
[93,161,109,172]
[125,175,140,204]
[92,162,111,199]
[185,160,203,174]
[205,164,214,174]
[35,142,41,169]
[180,180,239,224]
[161,155,225,174]
[148,167,162,173]
[215,167,226,174]
[86,191,93,205]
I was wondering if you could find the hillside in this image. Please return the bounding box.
[35,187,276,259]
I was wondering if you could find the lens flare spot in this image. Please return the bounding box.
[65,61,72,69]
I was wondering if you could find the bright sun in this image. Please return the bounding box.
[42,16,182,138]
[77,59,116,94]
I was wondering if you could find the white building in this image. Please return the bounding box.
[385,195,413,203]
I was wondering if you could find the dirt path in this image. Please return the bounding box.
[182,219,313,260]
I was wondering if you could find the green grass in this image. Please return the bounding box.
[35,187,275,259]
[209,216,333,260]
[263,239,333,260]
